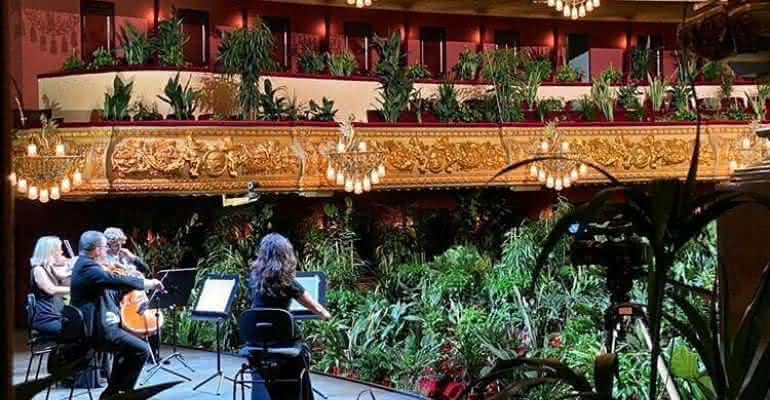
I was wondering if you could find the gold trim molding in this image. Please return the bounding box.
[11,123,759,198]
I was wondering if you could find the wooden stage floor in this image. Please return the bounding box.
[12,331,421,400]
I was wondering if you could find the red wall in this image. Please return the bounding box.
[10,0,678,109]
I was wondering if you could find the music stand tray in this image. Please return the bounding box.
[141,268,196,384]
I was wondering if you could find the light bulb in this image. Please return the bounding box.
[579,164,588,175]
[355,0,364,8]
[729,160,738,172]
[347,0,355,4]
[556,0,563,11]
[363,176,371,192]
[17,178,28,193]
[586,1,593,11]
[555,178,563,191]
[354,180,363,194]
[593,0,600,7]
[326,165,336,181]
[561,141,570,153]
[370,170,380,184]
[579,5,586,17]
[337,141,345,153]
[546,176,555,189]
[358,141,368,152]
[39,188,49,203]
[547,0,555,6]
[28,185,39,200]
[336,171,345,185]
[742,137,751,150]
[344,179,354,192]
[61,177,71,193]
[530,165,539,177]
[51,185,61,200]
[378,164,386,177]
[364,0,372,6]
[540,140,550,152]
[570,168,579,181]
[8,172,16,186]
[27,143,37,157]
[571,7,578,19]
[55,143,65,156]
[538,170,547,182]
[563,5,571,17]
[73,171,83,186]
[563,176,572,188]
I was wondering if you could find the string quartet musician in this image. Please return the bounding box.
[70,230,163,399]
[29,236,74,335]
[249,233,331,400]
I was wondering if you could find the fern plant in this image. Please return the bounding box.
[157,73,200,119]
[453,48,482,80]
[218,20,276,120]
[308,97,338,121]
[298,45,326,74]
[373,33,414,122]
[326,49,358,77]
[120,22,153,65]
[103,75,133,121]
[89,47,115,70]
[156,12,187,66]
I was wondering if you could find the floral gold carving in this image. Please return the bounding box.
[374,137,506,174]
[572,136,715,170]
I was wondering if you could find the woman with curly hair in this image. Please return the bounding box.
[249,233,330,400]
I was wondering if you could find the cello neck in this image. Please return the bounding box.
[63,239,75,258]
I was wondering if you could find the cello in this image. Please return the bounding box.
[104,262,165,338]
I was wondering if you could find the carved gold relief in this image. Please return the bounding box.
[374,137,506,174]
[571,136,714,170]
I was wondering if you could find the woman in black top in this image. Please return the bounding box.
[249,233,330,400]
[29,236,73,335]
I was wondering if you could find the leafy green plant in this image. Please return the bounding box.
[676,51,698,85]
[326,49,358,77]
[410,88,426,123]
[600,64,622,85]
[308,97,338,121]
[103,75,133,121]
[218,21,276,120]
[572,95,598,121]
[630,47,652,81]
[433,82,462,122]
[647,73,668,113]
[155,12,186,66]
[373,33,414,122]
[62,51,85,71]
[298,45,326,74]
[89,47,115,70]
[482,48,524,122]
[524,58,553,83]
[130,101,163,120]
[454,48,482,80]
[591,73,616,121]
[120,22,153,65]
[407,64,432,80]
[701,60,723,82]
[747,83,770,120]
[157,73,200,119]
[720,71,735,100]
[537,98,563,122]
[618,83,644,120]
[257,79,288,120]
[556,64,583,83]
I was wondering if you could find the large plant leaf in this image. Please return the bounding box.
[671,344,700,380]
[728,264,770,394]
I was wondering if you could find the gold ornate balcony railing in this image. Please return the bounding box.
[10,122,761,198]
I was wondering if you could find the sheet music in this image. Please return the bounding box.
[194,278,236,314]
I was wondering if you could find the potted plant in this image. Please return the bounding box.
[537,97,564,122]
[630,47,652,81]
[157,73,200,120]
[747,83,770,121]
[407,64,432,80]
[591,72,616,121]
[326,49,358,77]
[617,83,644,121]
[257,79,289,121]
[61,50,85,72]
[218,19,276,120]
[701,60,723,82]
[298,45,326,74]
[130,101,164,121]
[103,75,133,121]
[481,48,523,122]
[372,33,414,122]
[453,48,482,81]
[307,97,338,121]
[155,11,187,67]
[570,95,598,122]
[646,73,669,120]
[120,22,153,66]
[88,47,116,70]
[599,64,622,85]
[556,64,583,83]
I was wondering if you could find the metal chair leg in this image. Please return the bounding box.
[35,351,45,379]
[25,352,35,382]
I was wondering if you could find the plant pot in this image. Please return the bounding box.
[197,113,214,120]
[366,110,384,123]
[90,109,104,123]
[523,110,538,122]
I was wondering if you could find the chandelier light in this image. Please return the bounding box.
[546,0,599,19]
[528,122,588,191]
[325,116,386,194]
[10,116,84,203]
[347,0,374,7]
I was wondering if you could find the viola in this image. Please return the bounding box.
[105,262,165,338]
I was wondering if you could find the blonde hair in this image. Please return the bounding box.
[30,236,62,267]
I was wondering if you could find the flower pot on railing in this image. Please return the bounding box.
[90,109,104,123]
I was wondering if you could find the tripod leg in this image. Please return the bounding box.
[176,353,195,372]
[636,319,681,400]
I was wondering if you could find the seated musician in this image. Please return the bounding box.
[249,233,331,400]
[29,236,73,335]
[104,227,149,275]
[70,230,163,399]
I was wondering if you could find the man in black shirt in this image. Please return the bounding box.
[70,230,163,399]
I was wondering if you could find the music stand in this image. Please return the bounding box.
[192,274,240,396]
[141,268,197,384]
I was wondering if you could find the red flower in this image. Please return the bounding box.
[549,335,563,348]
[416,377,441,398]
[442,382,465,400]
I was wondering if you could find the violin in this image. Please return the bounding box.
[104,261,165,339]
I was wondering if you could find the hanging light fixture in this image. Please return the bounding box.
[348,0,375,7]
[528,122,587,191]
[545,0,599,20]
[325,115,386,194]
[10,116,84,203]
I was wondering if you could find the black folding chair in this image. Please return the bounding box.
[24,293,57,382]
